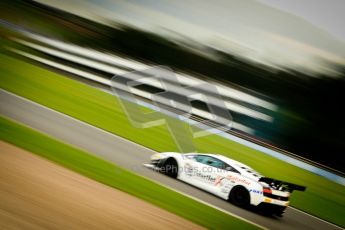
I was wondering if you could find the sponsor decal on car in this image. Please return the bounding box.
[195,172,217,183]
[249,189,263,194]
[214,175,251,186]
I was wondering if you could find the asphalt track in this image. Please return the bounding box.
[0,89,342,230]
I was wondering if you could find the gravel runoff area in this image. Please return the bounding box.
[0,141,203,230]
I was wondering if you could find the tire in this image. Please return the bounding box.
[161,158,178,178]
[229,186,250,207]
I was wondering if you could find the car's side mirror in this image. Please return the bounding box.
[225,166,232,171]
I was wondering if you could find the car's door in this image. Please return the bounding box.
[178,155,212,188]
[186,155,226,195]
[179,155,240,198]
[193,155,216,192]
[190,155,241,198]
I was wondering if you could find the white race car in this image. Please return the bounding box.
[144,152,306,216]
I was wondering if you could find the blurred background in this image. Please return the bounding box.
[1,0,345,173]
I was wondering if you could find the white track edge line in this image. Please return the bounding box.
[0,89,267,229]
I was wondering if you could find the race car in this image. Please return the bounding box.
[144,152,306,216]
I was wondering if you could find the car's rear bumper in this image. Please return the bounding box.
[261,196,289,207]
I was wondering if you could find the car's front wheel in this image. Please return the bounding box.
[161,158,178,178]
[229,186,250,207]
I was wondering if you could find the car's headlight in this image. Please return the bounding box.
[151,153,162,160]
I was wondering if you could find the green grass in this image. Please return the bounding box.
[0,53,344,227]
[0,116,258,230]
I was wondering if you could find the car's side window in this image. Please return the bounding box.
[223,164,239,173]
[196,156,224,168]
[206,157,224,169]
[195,155,208,163]
[194,155,240,173]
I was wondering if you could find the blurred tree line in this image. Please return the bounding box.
[2,0,345,172]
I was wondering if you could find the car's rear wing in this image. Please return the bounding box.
[259,177,306,192]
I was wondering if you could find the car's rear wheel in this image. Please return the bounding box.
[229,186,250,207]
[161,158,178,178]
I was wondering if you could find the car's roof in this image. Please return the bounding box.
[185,153,263,178]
